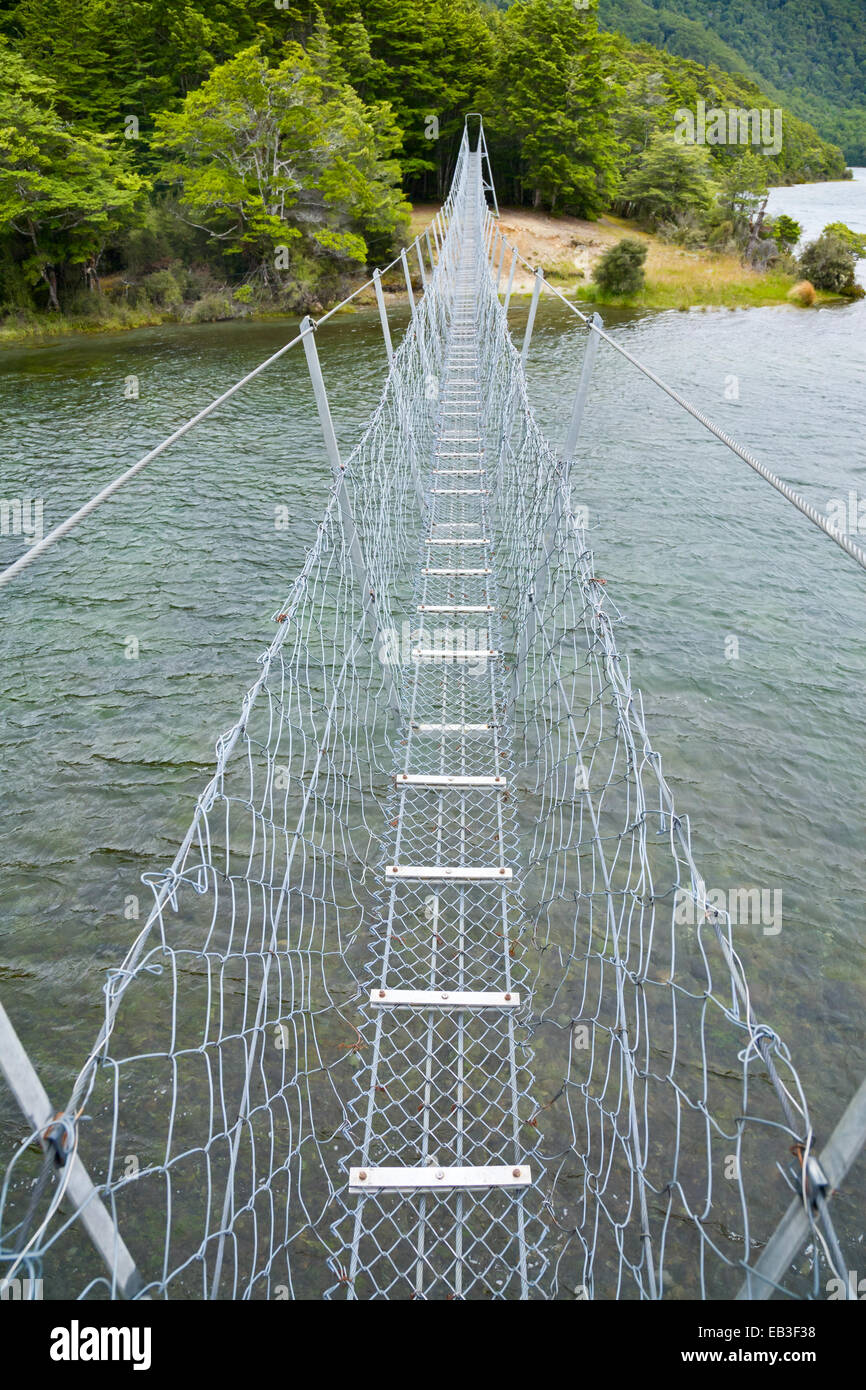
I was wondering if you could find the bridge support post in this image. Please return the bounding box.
[495,235,506,291]
[562,313,603,465]
[503,247,518,318]
[300,316,402,716]
[401,249,416,319]
[0,1002,144,1300]
[521,268,544,366]
[416,239,428,291]
[512,314,603,708]
[373,269,394,366]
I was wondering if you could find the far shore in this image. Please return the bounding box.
[2,199,854,347]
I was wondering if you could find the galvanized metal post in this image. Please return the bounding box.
[0,1002,144,1299]
[562,313,603,466]
[401,248,416,319]
[415,238,427,291]
[425,228,435,271]
[495,236,507,293]
[736,1074,866,1300]
[373,269,394,366]
[513,304,600,707]
[521,268,544,366]
[300,317,403,714]
[503,247,518,319]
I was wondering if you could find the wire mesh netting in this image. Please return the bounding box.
[0,137,833,1302]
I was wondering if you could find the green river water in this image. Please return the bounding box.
[1,172,865,1293]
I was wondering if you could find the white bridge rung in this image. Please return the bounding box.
[432,469,484,475]
[422,567,491,575]
[411,648,499,660]
[386,865,513,881]
[430,488,487,495]
[370,989,520,1009]
[413,722,494,732]
[418,604,493,613]
[350,1165,531,1193]
[426,537,488,545]
[396,773,505,787]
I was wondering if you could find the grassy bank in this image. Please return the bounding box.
[0,268,409,346]
[490,209,849,311]
[1,205,849,346]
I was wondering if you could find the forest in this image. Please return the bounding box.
[0,0,853,325]
[598,0,866,165]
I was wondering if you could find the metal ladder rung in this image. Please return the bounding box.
[411,648,499,660]
[370,989,519,1009]
[417,604,493,613]
[396,773,505,788]
[432,469,484,474]
[412,722,495,732]
[349,1165,531,1193]
[385,865,513,881]
[422,567,491,575]
[425,537,488,545]
[430,488,488,495]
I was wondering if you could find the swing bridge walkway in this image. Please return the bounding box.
[0,121,864,1302]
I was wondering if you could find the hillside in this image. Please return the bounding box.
[0,0,852,332]
[599,0,866,162]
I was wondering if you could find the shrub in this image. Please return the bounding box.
[787,280,816,306]
[798,233,858,294]
[594,238,648,296]
[771,214,802,250]
[822,221,866,258]
[142,269,183,307]
[185,293,235,323]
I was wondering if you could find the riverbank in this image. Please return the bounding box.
[0,200,849,347]
[448,206,844,311]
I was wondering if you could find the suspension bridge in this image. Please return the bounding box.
[1,121,864,1301]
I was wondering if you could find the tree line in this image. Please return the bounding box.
[0,0,851,321]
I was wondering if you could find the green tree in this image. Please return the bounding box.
[0,42,144,309]
[324,0,494,195]
[617,130,714,227]
[716,152,768,229]
[152,36,409,288]
[822,221,866,259]
[798,232,858,294]
[594,237,647,295]
[771,213,802,250]
[485,0,620,217]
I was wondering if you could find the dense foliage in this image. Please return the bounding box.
[598,0,866,163]
[0,0,852,320]
[798,231,859,294]
[593,237,648,295]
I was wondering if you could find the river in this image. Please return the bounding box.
[1,172,864,1294]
